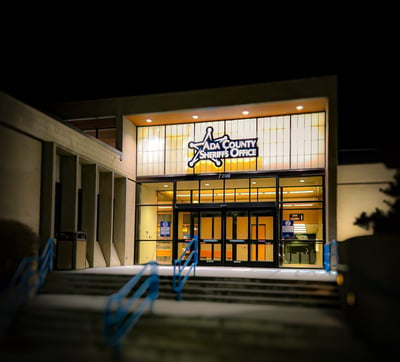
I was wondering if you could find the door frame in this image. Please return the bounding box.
[174,202,278,267]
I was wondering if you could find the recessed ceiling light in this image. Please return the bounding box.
[146,118,152,123]
[296,105,304,110]
[299,179,305,183]
[192,115,199,119]
[242,110,249,115]
[164,184,169,188]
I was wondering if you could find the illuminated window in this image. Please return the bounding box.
[165,124,194,175]
[250,177,276,202]
[136,182,173,265]
[225,178,250,202]
[176,180,199,204]
[290,113,325,169]
[137,126,165,176]
[257,116,291,171]
[225,119,257,172]
[136,112,326,176]
[200,179,223,203]
[279,175,324,268]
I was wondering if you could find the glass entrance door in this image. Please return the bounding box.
[176,210,199,261]
[199,210,222,264]
[225,210,249,264]
[224,208,276,266]
[250,209,275,265]
[176,207,276,266]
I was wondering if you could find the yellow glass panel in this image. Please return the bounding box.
[259,217,273,239]
[235,190,250,202]
[176,190,191,203]
[200,243,212,260]
[265,243,274,261]
[200,217,212,239]
[214,217,221,239]
[226,244,233,261]
[200,190,213,203]
[237,217,248,239]
[214,244,221,261]
[156,241,172,265]
[251,216,273,240]
[225,189,235,203]
[236,244,248,261]
[214,189,224,203]
[178,213,188,240]
[251,243,273,262]
[138,241,156,264]
[178,241,191,260]
[253,244,265,261]
[226,217,233,239]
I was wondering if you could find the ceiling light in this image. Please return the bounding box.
[296,105,304,110]
[192,115,199,119]
[242,110,249,115]
[146,119,152,123]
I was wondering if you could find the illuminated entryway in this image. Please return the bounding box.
[136,175,325,268]
[135,111,327,268]
[176,206,276,266]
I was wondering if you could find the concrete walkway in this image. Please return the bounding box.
[67,265,337,282]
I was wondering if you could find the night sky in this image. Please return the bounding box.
[0,25,393,158]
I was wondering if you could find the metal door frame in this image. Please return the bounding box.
[174,203,278,267]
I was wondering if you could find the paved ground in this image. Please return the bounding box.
[71,265,337,281]
[27,293,344,328]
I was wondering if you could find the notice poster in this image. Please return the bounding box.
[160,221,170,237]
[282,220,294,238]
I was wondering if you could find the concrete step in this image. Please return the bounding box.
[1,295,376,362]
[39,272,340,309]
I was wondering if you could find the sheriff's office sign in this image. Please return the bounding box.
[188,127,258,168]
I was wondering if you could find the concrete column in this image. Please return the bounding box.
[112,177,135,265]
[99,171,114,266]
[81,164,98,267]
[126,179,135,265]
[40,142,56,246]
[115,113,123,152]
[60,155,78,231]
[327,96,338,242]
[113,177,126,265]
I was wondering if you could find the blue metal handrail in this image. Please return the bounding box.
[0,237,54,338]
[172,237,198,301]
[323,240,338,272]
[104,260,159,356]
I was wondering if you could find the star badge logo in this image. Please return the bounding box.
[188,127,227,168]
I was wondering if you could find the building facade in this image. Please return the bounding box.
[2,76,371,271]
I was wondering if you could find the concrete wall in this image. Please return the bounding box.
[0,124,42,234]
[0,91,134,180]
[0,91,138,267]
[337,163,396,241]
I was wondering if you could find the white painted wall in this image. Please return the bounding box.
[337,163,397,241]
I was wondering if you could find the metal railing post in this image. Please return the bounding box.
[172,238,198,301]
